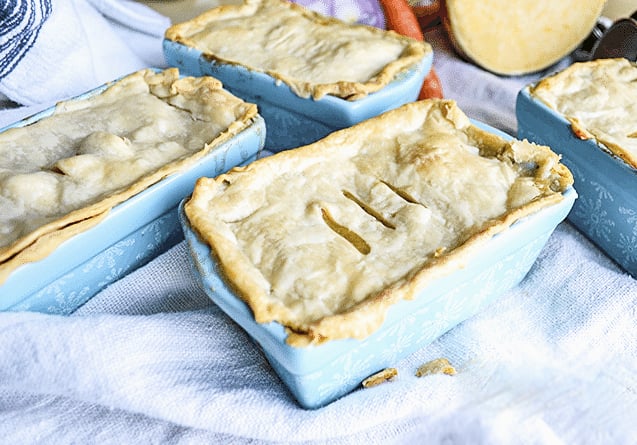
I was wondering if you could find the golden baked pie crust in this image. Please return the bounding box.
[165,0,431,100]
[530,58,637,169]
[0,68,258,284]
[185,99,572,346]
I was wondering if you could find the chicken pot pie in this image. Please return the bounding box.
[164,0,431,100]
[0,68,258,284]
[184,99,573,346]
[530,58,637,169]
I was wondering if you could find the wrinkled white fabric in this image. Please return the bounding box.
[0,2,636,444]
[1,224,635,444]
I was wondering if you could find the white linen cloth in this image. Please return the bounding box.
[0,2,636,444]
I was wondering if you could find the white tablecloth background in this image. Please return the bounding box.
[1,2,636,444]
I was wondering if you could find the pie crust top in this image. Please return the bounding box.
[0,68,258,284]
[531,58,637,169]
[165,0,432,100]
[184,99,573,346]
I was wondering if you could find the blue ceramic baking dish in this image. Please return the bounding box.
[163,38,432,152]
[0,81,266,314]
[517,85,637,277]
[179,121,576,409]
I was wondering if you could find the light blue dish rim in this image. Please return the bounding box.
[162,38,433,127]
[517,83,636,276]
[0,115,265,309]
[180,188,576,374]
[0,70,267,308]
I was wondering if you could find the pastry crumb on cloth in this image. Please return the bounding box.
[415,358,457,377]
[362,367,398,388]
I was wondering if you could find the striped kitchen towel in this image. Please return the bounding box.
[0,1,52,81]
[0,0,169,106]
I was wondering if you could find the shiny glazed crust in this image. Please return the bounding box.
[185,99,573,346]
[165,0,431,100]
[530,58,637,169]
[0,68,258,284]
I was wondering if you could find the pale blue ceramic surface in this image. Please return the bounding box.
[0,93,266,314]
[163,39,432,152]
[517,86,637,277]
[179,121,576,409]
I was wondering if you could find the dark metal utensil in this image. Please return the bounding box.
[573,10,637,61]
[590,11,637,60]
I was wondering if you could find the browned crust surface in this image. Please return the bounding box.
[185,99,573,346]
[0,210,109,285]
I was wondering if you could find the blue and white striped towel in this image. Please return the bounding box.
[0,1,52,81]
[0,0,169,106]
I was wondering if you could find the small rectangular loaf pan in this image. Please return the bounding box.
[0,68,265,314]
[163,0,432,152]
[517,60,637,277]
[180,99,575,409]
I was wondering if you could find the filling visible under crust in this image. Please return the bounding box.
[185,99,572,346]
[531,58,637,169]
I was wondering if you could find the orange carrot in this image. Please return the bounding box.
[381,0,425,40]
[419,67,443,99]
[378,0,444,99]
